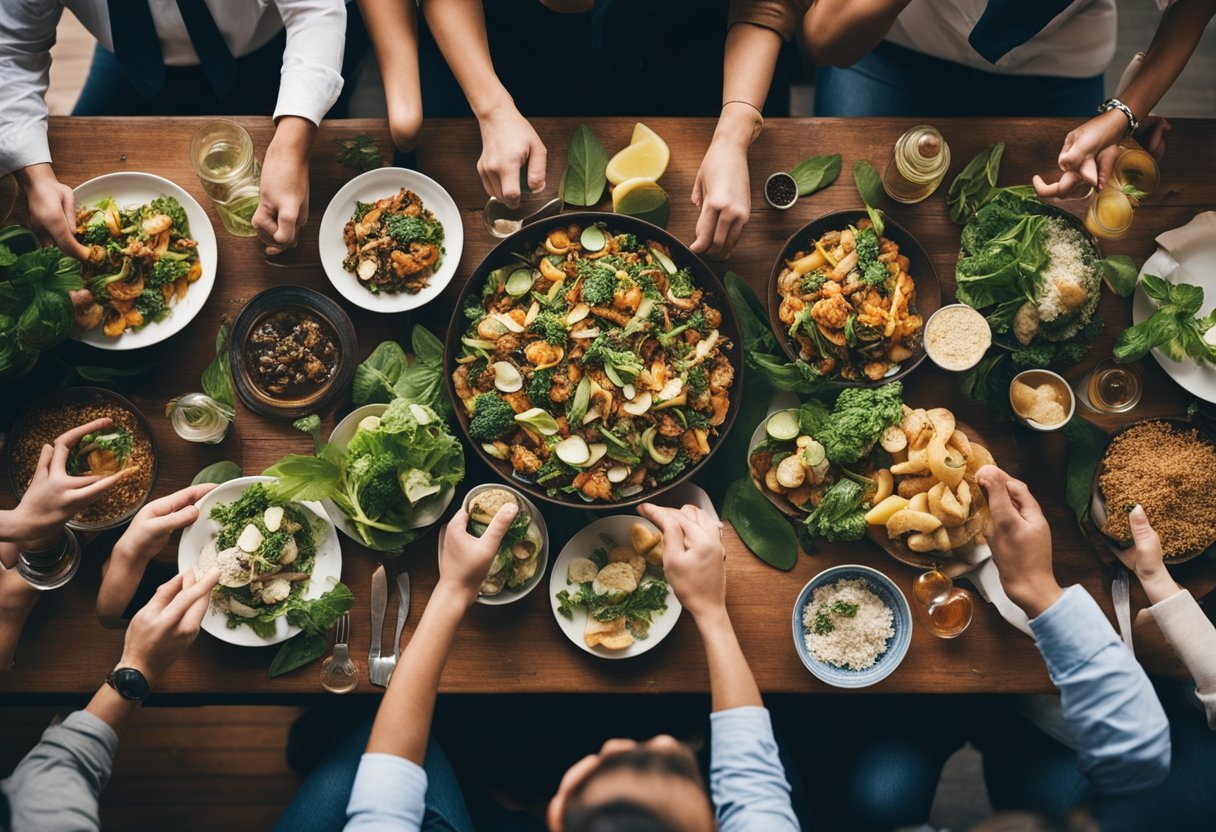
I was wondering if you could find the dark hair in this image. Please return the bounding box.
[564,799,679,832]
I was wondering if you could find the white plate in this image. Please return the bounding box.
[440,483,549,606]
[318,168,463,314]
[177,476,343,647]
[322,403,456,545]
[1132,245,1216,403]
[71,172,218,351]
[548,515,682,660]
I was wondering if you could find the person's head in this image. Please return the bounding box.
[548,736,714,832]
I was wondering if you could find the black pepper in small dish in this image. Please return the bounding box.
[246,310,339,398]
[765,172,798,209]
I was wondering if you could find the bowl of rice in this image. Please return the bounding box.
[791,564,912,689]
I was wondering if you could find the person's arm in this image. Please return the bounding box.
[0,568,218,831]
[97,484,215,627]
[1034,0,1216,197]
[357,0,422,152]
[252,0,346,255]
[345,503,516,830]
[977,466,1171,794]
[1117,505,1216,728]
[637,504,798,832]
[798,0,911,68]
[421,0,546,206]
[0,551,41,670]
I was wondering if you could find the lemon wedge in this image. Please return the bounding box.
[613,178,670,228]
[606,124,670,186]
[631,122,665,147]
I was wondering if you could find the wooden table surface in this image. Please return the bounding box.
[3,116,1215,699]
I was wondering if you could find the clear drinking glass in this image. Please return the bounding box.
[190,120,261,237]
[1076,358,1143,413]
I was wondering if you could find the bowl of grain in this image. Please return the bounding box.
[792,564,912,689]
[7,387,158,532]
[1090,418,1216,564]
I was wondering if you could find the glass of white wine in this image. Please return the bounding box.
[190,120,261,238]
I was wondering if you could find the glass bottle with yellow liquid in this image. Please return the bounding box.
[882,125,951,204]
[190,120,261,237]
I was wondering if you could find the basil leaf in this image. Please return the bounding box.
[286,583,354,633]
[1097,255,1139,298]
[790,154,842,197]
[395,325,448,414]
[723,477,798,571]
[201,320,235,411]
[947,143,1005,225]
[852,160,885,237]
[192,460,242,486]
[1064,416,1107,528]
[268,632,326,677]
[560,124,608,207]
[353,340,408,406]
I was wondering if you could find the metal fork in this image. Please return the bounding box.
[319,613,357,693]
[369,567,412,687]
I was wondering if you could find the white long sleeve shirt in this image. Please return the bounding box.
[0,0,346,176]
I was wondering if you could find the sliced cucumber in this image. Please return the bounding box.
[482,442,507,460]
[642,426,677,465]
[514,406,559,436]
[649,246,677,274]
[765,409,800,442]
[506,268,536,297]
[556,435,591,466]
[580,225,606,252]
[800,439,826,467]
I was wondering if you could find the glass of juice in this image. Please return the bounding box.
[190,120,261,237]
[1076,358,1143,414]
[1112,141,1159,204]
[1085,187,1134,240]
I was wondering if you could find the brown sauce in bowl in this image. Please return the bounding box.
[245,310,339,398]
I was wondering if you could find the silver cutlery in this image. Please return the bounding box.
[319,612,357,693]
[369,566,412,687]
[1112,566,1134,653]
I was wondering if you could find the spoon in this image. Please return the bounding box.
[484,196,564,238]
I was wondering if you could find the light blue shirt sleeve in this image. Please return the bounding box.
[1029,584,1171,794]
[710,706,800,832]
[344,753,427,831]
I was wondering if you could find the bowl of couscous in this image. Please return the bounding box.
[792,564,912,689]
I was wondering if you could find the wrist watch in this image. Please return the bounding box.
[106,667,151,701]
[1097,97,1139,135]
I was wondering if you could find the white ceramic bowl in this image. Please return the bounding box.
[177,476,342,647]
[72,172,218,350]
[442,483,549,606]
[318,167,463,313]
[1009,368,1076,432]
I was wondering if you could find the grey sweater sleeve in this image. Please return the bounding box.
[0,711,117,832]
[1149,589,1216,729]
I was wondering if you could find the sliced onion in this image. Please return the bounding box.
[622,391,652,416]
[606,465,630,483]
[493,361,523,393]
[566,303,590,325]
[525,301,540,326]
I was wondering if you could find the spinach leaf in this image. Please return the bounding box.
[1064,416,1107,528]
[335,135,384,172]
[268,583,355,677]
[723,477,798,570]
[201,319,235,413]
[353,340,408,406]
[1114,275,1216,364]
[790,154,842,197]
[852,160,885,236]
[395,325,448,413]
[192,460,242,486]
[1097,255,1138,298]
[268,632,326,677]
[947,143,1004,225]
[560,124,608,207]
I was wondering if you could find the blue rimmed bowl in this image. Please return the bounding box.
[792,564,912,689]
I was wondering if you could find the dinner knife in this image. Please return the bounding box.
[369,564,387,668]
[386,572,411,685]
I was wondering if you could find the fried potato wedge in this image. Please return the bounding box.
[886,509,942,536]
[866,495,909,526]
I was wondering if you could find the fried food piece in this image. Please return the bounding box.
[585,615,633,650]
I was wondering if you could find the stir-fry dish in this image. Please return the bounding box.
[343,189,444,295]
[467,488,543,596]
[556,524,669,650]
[74,195,202,337]
[245,310,340,398]
[68,428,133,477]
[198,484,321,638]
[776,218,922,381]
[453,223,736,503]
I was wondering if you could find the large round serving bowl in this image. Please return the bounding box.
[767,209,941,387]
[444,212,744,510]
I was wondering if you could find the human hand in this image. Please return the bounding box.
[1032,111,1170,199]
[117,568,219,686]
[476,105,547,207]
[252,116,314,255]
[637,503,726,621]
[13,163,91,260]
[976,465,1062,618]
[112,484,216,567]
[7,418,132,549]
[438,503,519,603]
[1114,505,1183,605]
[689,121,751,260]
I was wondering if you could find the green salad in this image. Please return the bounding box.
[199,483,321,639]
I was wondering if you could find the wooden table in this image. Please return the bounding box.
[3,116,1215,700]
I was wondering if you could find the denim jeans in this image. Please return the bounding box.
[814,40,1104,118]
[274,716,473,832]
[71,5,367,118]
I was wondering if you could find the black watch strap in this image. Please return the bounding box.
[106,667,151,701]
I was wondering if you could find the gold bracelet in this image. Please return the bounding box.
[721,100,764,143]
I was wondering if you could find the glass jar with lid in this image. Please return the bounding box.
[882,125,951,204]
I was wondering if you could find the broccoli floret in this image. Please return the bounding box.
[149,196,189,234]
[148,256,190,289]
[800,273,828,295]
[468,393,517,442]
[635,273,664,300]
[79,210,111,246]
[579,262,617,306]
[346,454,402,520]
[583,334,643,383]
[656,452,691,483]
[527,367,554,408]
[686,365,708,397]
[686,410,711,429]
[616,233,640,251]
[529,310,566,345]
[135,288,167,323]
[667,269,695,298]
[536,455,574,486]
[854,228,890,291]
[385,213,443,246]
[657,310,707,349]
